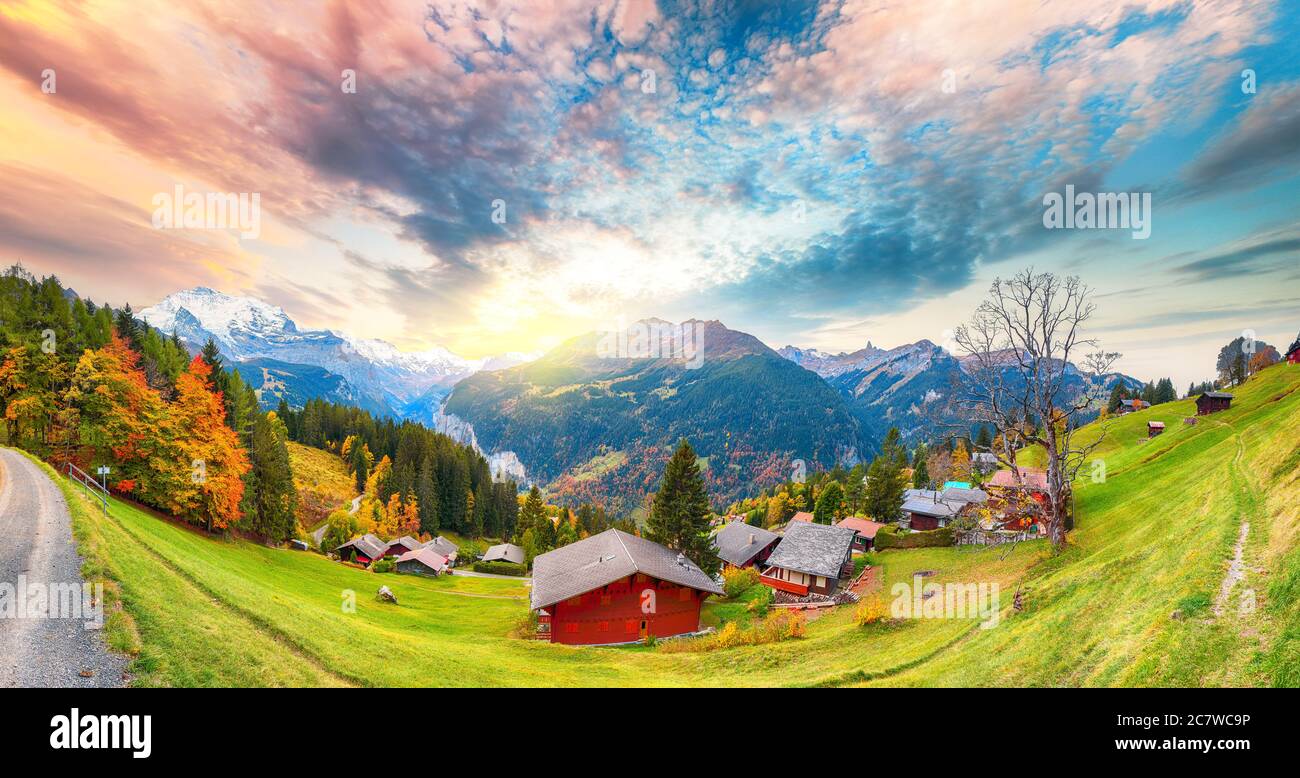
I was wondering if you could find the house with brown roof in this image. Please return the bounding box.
[835,516,885,551]
[395,548,449,577]
[789,511,814,524]
[1195,391,1233,416]
[529,529,723,645]
[986,468,1049,492]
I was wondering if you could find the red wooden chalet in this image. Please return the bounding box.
[530,529,723,645]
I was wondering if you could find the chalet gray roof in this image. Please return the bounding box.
[902,496,963,518]
[336,533,386,559]
[940,487,988,504]
[971,452,998,464]
[386,535,422,552]
[1199,391,1234,399]
[482,542,526,565]
[529,529,723,610]
[714,521,780,567]
[763,522,857,579]
[423,536,459,558]
[905,488,943,501]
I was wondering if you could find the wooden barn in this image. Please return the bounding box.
[1117,398,1149,415]
[423,536,459,563]
[335,534,386,565]
[530,529,722,645]
[901,493,963,531]
[759,522,857,597]
[714,520,781,569]
[1288,345,1300,365]
[383,535,423,558]
[395,548,449,577]
[1195,391,1233,416]
[1148,421,1165,438]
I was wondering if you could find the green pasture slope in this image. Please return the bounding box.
[867,362,1300,687]
[29,363,1300,686]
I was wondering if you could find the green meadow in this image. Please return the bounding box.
[37,363,1300,687]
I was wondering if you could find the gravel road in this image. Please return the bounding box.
[0,448,127,687]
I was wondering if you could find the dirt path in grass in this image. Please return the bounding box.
[1215,521,1250,617]
[0,448,128,687]
[1214,426,1260,622]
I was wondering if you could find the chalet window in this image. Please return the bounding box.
[599,621,609,633]
[816,576,825,588]
[600,594,611,606]
[625,620,637,634]
[565,622,578,634]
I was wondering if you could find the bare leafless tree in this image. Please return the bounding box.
[952,269,1119,549]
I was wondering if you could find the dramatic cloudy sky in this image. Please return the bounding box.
[1,0,1297,385]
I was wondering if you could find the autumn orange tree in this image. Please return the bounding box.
[162,356,249,531]
[63,335,163,479]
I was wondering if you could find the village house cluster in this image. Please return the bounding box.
[318,381,1257,648]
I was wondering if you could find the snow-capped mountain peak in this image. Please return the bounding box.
[138,287,537,418]
[141,287,297,348]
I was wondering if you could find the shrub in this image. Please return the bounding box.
[854,596,888,626]
[472,561,528,577]
[874,525,954,549]
[371,557,395,573]
[722,566,760,598]
[457,539,484,563]
[746,584,774,616]
[659,607,805,653]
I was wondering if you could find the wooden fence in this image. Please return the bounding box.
[954,529,1037,546]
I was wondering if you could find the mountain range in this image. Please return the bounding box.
[141,287,1142,514]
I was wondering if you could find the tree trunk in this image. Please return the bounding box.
[1044,432,1069,550]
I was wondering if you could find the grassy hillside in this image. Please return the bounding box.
[52,469,1043,687]
[36,362,1300,687]
[864,362,1300,687]
[287,441,357,529]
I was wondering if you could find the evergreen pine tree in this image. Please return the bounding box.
[518,485,547,541]
[912,444,931,489]
[645,439,719,576]
[247,411,297,542]
[416,456,439,535]
[813,480,843,524]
